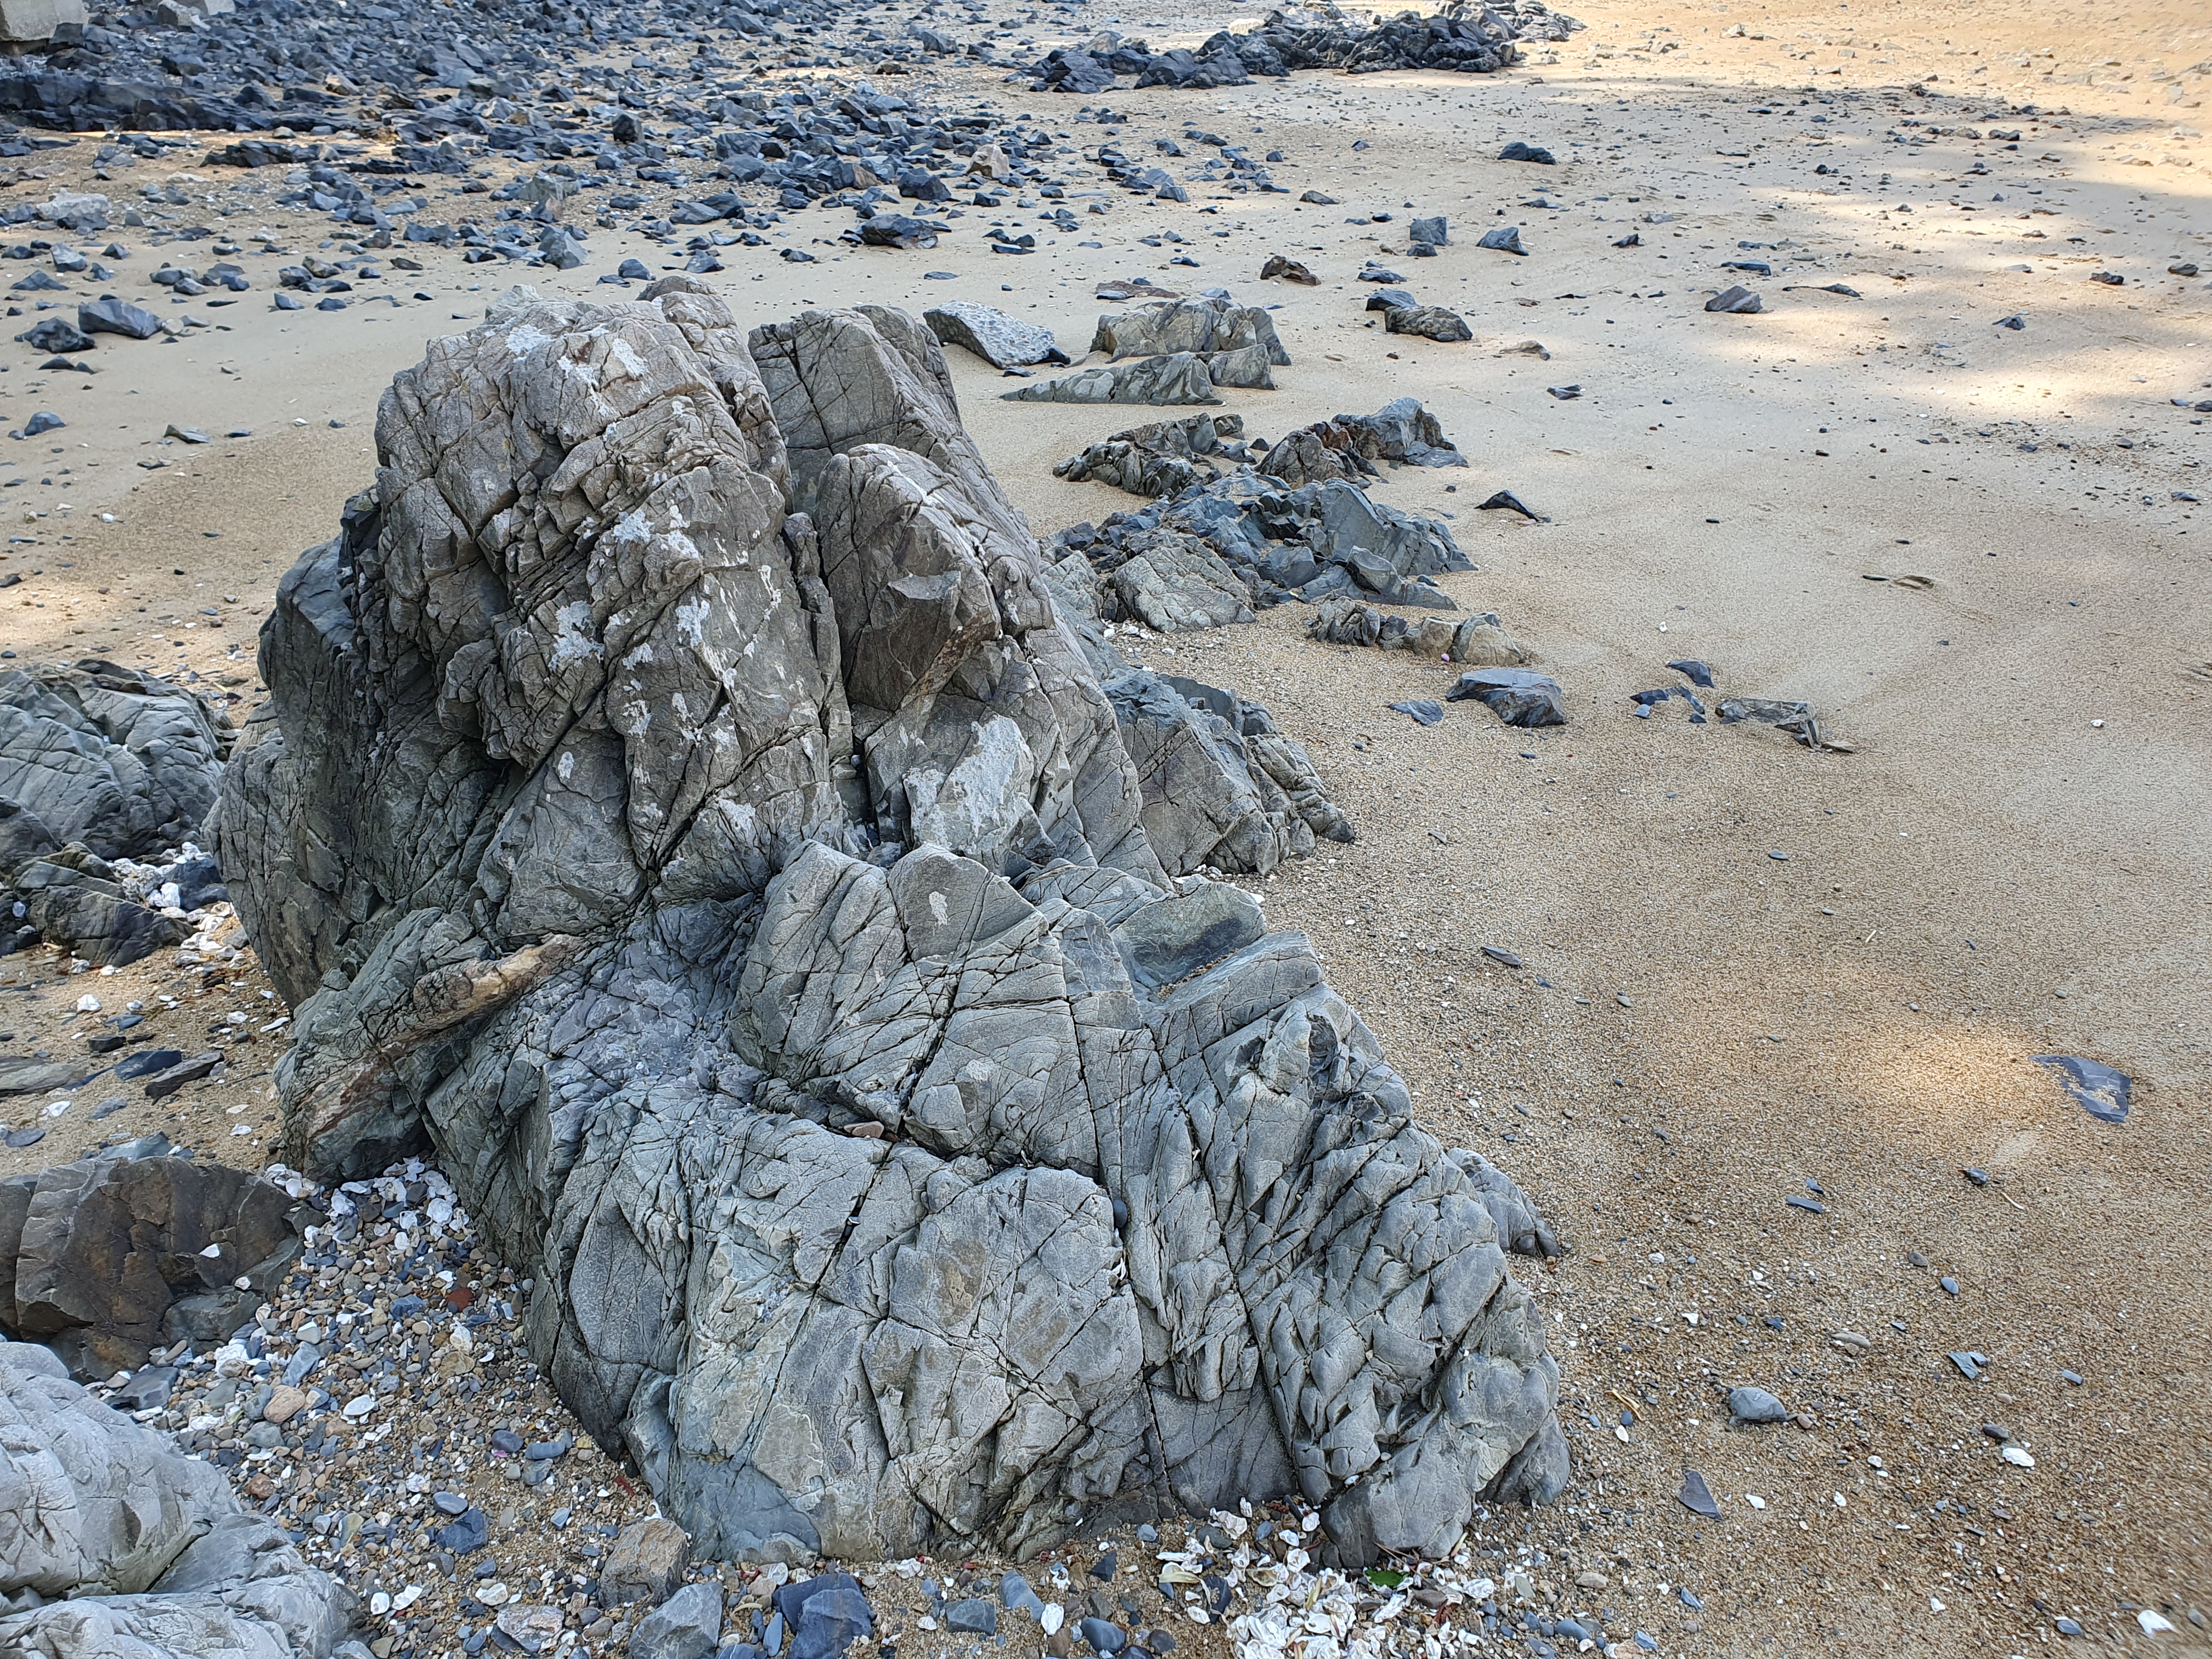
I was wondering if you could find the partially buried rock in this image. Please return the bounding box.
[1705,284,1762,314]
[1260,398,1465,486]
[1308,599,1535,666]
[1676,1469,1721,1520]
[1384,304,1472,342]
[859,215,939,250]
[1449,668,1566,727]
[924,301,1070,370]
[1498,141,1556,164]
[1259,254,1318,285]
[1002,352,1220,405]
[15,317,93,354]
[1727,1385,1790,1424]
[1409,215,1447,246]
[1476,226,1528,255]
[78,295,162,340]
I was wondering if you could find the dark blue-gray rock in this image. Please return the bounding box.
[2032,1055,2131,1124]
[634,1582,725,1659]
[1498,142,1556,164]
[1448,668,1566,727]
[78,295,161,340]
[1675,1469,1720,1519]
[1726,1385,1788,1424]
[0,659,230,862]
[783,1580,872,1659]
[219,292,1567,1570]
[859,215,939,250]
[1080,1618,1127,1655]
[1476,226,1527,256]
[1000,1572,1045,1618]
[1705,285,1762,315]
[945,1599,997,1636]
[15,318,92,353]
[1409,216,1447,246]
[618,258,652,281]
[1389,701,1443,726]
[1384,304,1472,342]
[432,1506,490,1555]
[0,1341,352,1655]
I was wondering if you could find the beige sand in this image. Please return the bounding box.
[3,0,2209,1646]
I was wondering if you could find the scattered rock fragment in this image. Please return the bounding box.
[1089,295,1290,390]
[1498,142,1557,164]
[1449,668,1566,726]
[1476,225,1528,256]
[1705,285,1763,314]
[1385,304,1474,342]
[1260,255,1319,285]
[2032,1054,2132,1124]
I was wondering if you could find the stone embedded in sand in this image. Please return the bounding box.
[221,290,1567,1568]
[1001,352,1221,405]
[1497,141,1556,164]
[1449,667,1567,727]
[1063,468,1472,614]
[1259,255,1319,285]
[1309,600,1536,667]
[1476,225,1528,256]
[1705,284,1763,314]
[1260,399,1466,488]
[1384,304,1474,342]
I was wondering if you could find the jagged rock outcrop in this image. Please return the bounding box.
[219,289,1567,1570]
[0,661,232,964]
[1087,298,1290,392]
[0,1137,309,1379]
[0,1339,353,1658]
[1260,399,1467,488]
[1053,413,1251,499]
[1053,468,1473,628]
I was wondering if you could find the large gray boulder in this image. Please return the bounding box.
[0,1340,351,1658]
[220,294,1567,1570]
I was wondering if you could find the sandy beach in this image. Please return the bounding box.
[3,0,2209,1650]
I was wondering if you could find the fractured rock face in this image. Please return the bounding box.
[222,292,1566,1570]
[0,659,230,864]
[0,1340,352,1657]
[1088,298,1290,391]
[1308,599,1536,667]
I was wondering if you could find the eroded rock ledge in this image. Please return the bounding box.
[218,283,1567,1570]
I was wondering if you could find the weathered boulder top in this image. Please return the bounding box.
[219,284,1568,1568]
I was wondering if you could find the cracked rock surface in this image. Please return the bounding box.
[0,1338,353,1658]
[218,289,1566,1570]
